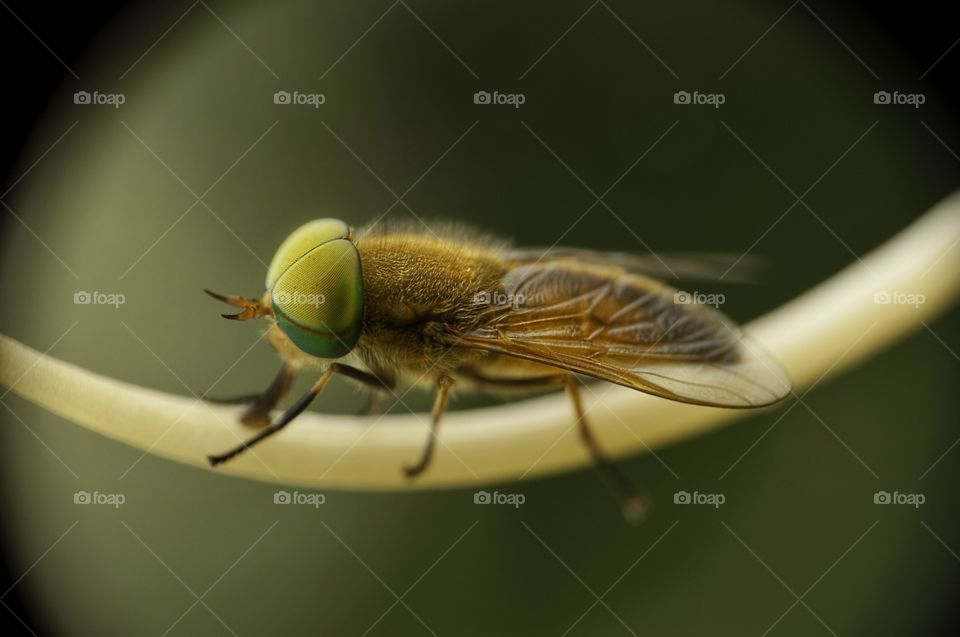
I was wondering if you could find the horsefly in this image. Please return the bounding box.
[204,219,790,522]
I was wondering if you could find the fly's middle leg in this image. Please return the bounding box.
[404,375,454,478]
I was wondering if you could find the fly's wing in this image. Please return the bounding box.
[436,262,790,408]
[503,247,763,283]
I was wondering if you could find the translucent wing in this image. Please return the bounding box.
[437,261,790,407]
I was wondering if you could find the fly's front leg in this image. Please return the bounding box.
[239,363,297,426]
[207,366,335,466]
[403,375,454,478]
[206,362,388,466]
[203,363,296,427]
[564,377,648,524]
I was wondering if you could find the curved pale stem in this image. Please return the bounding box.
[2,193,959,490]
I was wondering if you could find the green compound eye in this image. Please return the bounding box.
[265,218,351,290]
[271,238,363,358]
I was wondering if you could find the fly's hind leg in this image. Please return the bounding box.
[457,369,647,522]
[404,375,454,478]
[203,363,296,427]
[563,377,648,524]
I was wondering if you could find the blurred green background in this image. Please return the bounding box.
[1,0,958,635]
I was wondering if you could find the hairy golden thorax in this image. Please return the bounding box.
[352,230,509,379]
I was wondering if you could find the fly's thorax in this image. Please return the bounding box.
[351,232,509,373]
[356,232,508,329]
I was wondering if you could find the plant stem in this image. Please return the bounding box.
[2,193,959,490]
